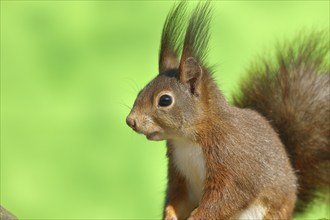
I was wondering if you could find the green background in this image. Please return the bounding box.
[1,1,329,219]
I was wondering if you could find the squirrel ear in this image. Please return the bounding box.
[159,52,179,73]
[180,57,203,96]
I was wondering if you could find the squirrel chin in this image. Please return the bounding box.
[146,132,164,141]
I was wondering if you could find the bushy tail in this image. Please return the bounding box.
[233,30,330,211]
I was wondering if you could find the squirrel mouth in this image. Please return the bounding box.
[146,132,162,141]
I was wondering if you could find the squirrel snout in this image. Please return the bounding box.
[126,115,136,129]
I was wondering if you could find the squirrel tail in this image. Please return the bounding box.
[233,30,330,211]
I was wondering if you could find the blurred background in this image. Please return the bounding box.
[1,1,329,219]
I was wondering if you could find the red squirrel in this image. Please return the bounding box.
[126,2,329,219]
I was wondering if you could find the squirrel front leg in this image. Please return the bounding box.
[187,181,252,220]
[187,159,255,220]
[164,158,196,220]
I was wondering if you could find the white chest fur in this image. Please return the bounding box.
[234,202,267,220]
[172,140,206,204]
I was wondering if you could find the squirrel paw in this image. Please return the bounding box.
[164,205,178,220]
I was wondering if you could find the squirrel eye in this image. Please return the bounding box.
[158,94,173,107]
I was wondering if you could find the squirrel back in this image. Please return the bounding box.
[233,31,330,210]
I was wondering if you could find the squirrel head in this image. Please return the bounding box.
[126,57,205,141]
[126,2,226,141]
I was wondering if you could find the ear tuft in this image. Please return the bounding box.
[180,2,212,67]
[159,2,187,73]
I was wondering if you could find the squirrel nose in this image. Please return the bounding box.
[126,116,136,129]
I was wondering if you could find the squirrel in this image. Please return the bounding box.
[126,2,329,220]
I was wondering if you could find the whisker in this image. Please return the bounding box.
[119,102,132,110]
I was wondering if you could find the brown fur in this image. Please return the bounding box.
[233,30,330,211]
[126,2,329,220]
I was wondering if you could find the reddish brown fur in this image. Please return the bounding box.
[233,31,330,211]
[126,3,329,220]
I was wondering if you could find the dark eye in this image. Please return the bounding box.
[158,94,173,107]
